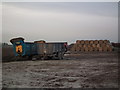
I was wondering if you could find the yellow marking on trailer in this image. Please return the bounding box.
[16,45,22,53]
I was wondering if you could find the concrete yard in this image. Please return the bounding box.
[2,52,119,88]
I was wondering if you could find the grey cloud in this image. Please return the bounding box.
[2,2,118,44]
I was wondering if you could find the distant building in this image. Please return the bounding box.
[2,43,8,46]
[1,43,12,47]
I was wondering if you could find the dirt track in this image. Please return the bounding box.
[2,52,118,88]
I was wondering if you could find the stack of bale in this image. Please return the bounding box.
[34,40,46,43]
[70,40,113,52]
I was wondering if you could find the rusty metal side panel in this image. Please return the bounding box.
[37,43,66,55]
[37,43,45,55]
[46,43,53,54]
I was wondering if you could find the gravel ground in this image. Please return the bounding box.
[2,52,118,88]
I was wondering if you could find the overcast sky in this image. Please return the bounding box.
[2,2,118,44]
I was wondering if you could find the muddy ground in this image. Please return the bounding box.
[2,52,119,88]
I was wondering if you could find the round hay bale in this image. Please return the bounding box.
[92,44,97,48]
[88,47,93,51]
[81,40,85,44]
[94,40,99,44]
[87,44,91,48]
[103,40,110,44]
[103,47,108,51]
[76,47,80,51]
[73,44,78,51]
[76,43,80,47]
[93,47,98,51]
[79,44,83,48]
[80,47,85,52]
[76,40,81,44]
[98,47,103,52]
[106,44,111,48]
[96,44,101,48]
[99,40,104,44]
[70,44,77,51]
[84,47,89,52]
[70,44,76,51]
[90,40,94,44]
[107,46,112,52]
[79,47,81,51]
[71,47,75,52]
[85,40,89,44]
[34,40,46,43]
[101,44,106,48]
[83,44,87,48]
